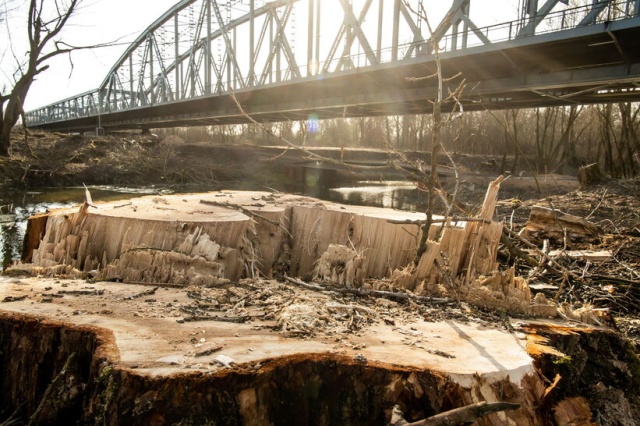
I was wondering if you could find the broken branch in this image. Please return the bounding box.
[389,401,520,426]
[284,275,451,305]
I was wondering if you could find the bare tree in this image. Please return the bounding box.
[401,0,466,264]
[596,102,640,178]
[0,0,81,156]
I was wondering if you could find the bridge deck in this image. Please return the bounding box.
[26,0,640,132]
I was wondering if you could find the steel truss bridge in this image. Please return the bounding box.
[26,0,640,132]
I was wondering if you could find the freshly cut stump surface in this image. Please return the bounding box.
[2,276,620,425]
[0,278,533,378]
[0,276,549,425]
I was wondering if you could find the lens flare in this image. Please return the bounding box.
[307,113,319,133]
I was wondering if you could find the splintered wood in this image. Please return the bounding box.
[521,205,601,245]
[20,181,554,316]
[23,192,425,286]
[404,176,548,316]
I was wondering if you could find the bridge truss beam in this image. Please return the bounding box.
[26,0,640,131]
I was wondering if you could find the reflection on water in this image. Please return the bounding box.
[0,178,424,269]
[329,181,423,211]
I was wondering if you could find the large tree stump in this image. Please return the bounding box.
[21,184,560,318]
[24,191,426,285]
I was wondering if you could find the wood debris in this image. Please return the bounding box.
[313,244,366,287]
[389,401,521,426]
[521,205,601,244]
[11,179,640,327]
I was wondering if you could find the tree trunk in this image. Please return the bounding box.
[1,76,34,156]
[0,123,9,157]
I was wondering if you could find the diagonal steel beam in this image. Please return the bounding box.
[337,0,378,68]
[579,0,613,26]
[151,34,174,102]
[136,39,151,106]
[518,0,569,36]
[271,4,302,79]
[259,4,300,85]
[322,17,350,73]
[423,0,492,50]
[428,0,471,46]
[456,13,491,45]
[211,0,246,88]
[184,2,207,98]
[400,0,427,59]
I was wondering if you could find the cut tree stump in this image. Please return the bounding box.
[3,278,632,425]
[577,163,605,186]
[22,191,427,285]
[18,181,562,318]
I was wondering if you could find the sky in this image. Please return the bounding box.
[0,0,520,112]
[1,0,178,110]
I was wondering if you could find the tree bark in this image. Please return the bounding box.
[1,74,34,156]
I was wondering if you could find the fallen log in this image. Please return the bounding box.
[1,295,28,303]
[548,249,612,262]
[284,275,452,305]
[181,315,257,323]
[521,206,601,245]
[123,286,159,300]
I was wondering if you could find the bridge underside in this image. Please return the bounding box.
[31,18,640,133]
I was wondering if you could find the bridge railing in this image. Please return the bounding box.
[433,0,638,53]
[25,0,639,129]
[297,0,638,73]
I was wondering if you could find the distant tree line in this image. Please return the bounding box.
[156,102,639,179]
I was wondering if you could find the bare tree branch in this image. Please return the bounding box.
[389,401,521,426]
[1,0,83,156]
